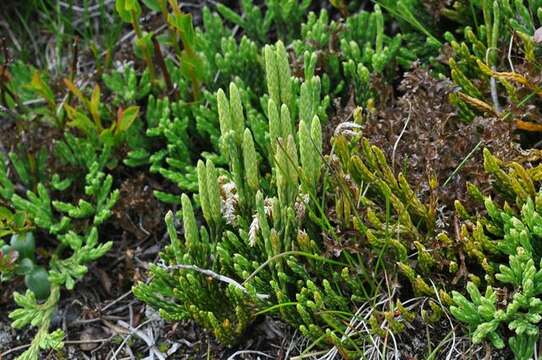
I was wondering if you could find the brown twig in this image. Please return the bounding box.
[70,37,80,82]
[65,336,116,345]
[101,290,133,312]
[0,337,117,359]
[151,35,175,100]
[0,38,23,110]
[452,215,468,285]
[0,344,31,358]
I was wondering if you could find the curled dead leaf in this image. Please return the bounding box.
[514,119,542,132]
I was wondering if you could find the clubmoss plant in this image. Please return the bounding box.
[450,149,542,359]
[0,151,118,359]
[292,7,419,106]
[134,40,455,355]
[135,41,365,352]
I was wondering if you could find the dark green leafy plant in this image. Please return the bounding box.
[216,0,311,44]
[102,65,152,105]
[0,148,118,359]
[291,6,420,106]
[450,149,542,359]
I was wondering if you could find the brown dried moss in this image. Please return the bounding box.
[362,66,519,210]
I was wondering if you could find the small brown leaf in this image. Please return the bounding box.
[96,267,112,295]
